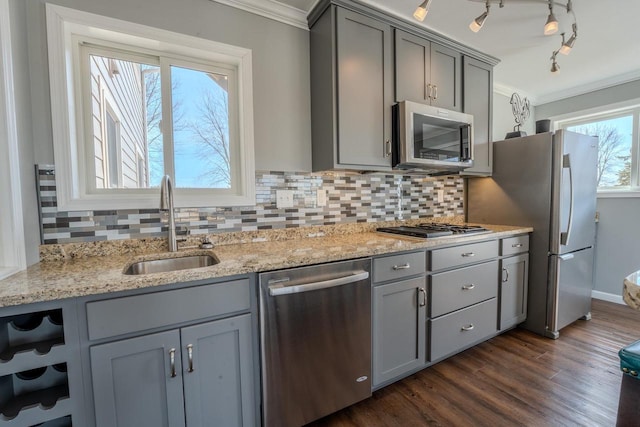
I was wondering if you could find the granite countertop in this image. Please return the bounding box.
[0,222,532,308]
[623,270,640,309]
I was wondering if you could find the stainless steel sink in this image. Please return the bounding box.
[123,254,219,275]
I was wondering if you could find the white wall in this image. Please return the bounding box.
[536,78,640,298]
[24,0,312,171]
[9,0,39,265]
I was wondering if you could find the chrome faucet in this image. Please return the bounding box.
[160,175,178,252]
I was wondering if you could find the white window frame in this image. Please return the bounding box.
[552,98,640,198]
[0,0,26,278]
[46,4,255,210]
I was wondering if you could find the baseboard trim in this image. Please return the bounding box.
[592,290,624,305]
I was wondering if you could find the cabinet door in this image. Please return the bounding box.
[90,330,185,427]
[499,254,529,331]
[430,43,462,111]
[461,56,493,176]
[394,29,430,103]
[373,277,426,387]
[336,8,392,168]
[181,314,255,427]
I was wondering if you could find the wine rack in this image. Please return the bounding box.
[0,304,78,426]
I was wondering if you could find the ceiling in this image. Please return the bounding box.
[274,0,640,105]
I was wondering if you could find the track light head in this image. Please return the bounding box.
[413,0,432,21]
[544,1,558,35]
[550,51,560,73]
[469,10,489,32]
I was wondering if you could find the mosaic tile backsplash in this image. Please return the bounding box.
[36,165,464,245]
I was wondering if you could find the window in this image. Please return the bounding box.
[46,5,255,209]
[557,105,640,194]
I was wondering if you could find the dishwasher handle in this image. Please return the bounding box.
[268,270,370,296]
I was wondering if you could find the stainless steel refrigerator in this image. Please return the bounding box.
[466,130,598,338]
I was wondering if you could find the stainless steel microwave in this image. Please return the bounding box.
[393,101,474,172]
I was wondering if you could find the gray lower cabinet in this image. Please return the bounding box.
[372,251,427,388]
[395,29,462,112]
[91,314,254,427]
[461,56,493,176]
[310,5,393,171]
[499,254,529,331]
[372,277,426,387]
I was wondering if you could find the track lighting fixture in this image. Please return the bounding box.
[559,23,577,55]
[543,1,559,35]
[413,0,432,22]
[469,1,490,33]
[550,52,560,73]
[412,0,578,73]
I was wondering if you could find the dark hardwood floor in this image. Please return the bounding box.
[309,299,640,427]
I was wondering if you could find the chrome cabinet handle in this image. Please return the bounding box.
[385,140,392,157]
[187,344,194,373]
[512,243,523,248]
[426,83,432,99]
[433,84,438,100]
[461,252,475,257]
[393,263,411,270]
[462,284,475,291]
[169,348,177,378]
[502,267,509,283]
[461,324,474,331]
[418,287,427,307]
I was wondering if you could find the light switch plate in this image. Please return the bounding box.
[437,190,444,203]
[316,189,327,207]
[276,190,294,208]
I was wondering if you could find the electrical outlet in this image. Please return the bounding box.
[276,190,294,208]
[437,190,444,203]
[316,189,327,207]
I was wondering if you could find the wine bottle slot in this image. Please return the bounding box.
[47,310,63,326]
[15,366,47,380]
[10,313,45,331]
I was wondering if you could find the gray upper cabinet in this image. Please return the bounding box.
[311,6,393,171]
[461,56,493,176]
[395,30,462,112]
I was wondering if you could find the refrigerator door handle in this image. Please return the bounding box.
[560,154,574,246]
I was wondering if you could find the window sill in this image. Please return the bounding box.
[597,190,640,199]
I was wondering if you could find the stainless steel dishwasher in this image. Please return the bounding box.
[259,258,372,427]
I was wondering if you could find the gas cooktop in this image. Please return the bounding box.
[377,222,492,239]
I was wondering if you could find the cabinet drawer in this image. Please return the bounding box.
[430,260,498,317]
[501,235,529,256]
[429,240,498,271]
[373,251,426,283]
[429,298,497,361]
[86,279,251,341]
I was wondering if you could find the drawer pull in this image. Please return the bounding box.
[502,267,509,283]
[512,243,524,248]
[169,348,177,378]
[187,344,194,373]
[462,284,475,291]
[393,263,411,270]
[418,287,427,307]
[461,324,475,332]
[461,252,475,257]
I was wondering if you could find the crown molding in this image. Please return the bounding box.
[534,70,640,106]
[493,82,538,105]
[209,0,309,30]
